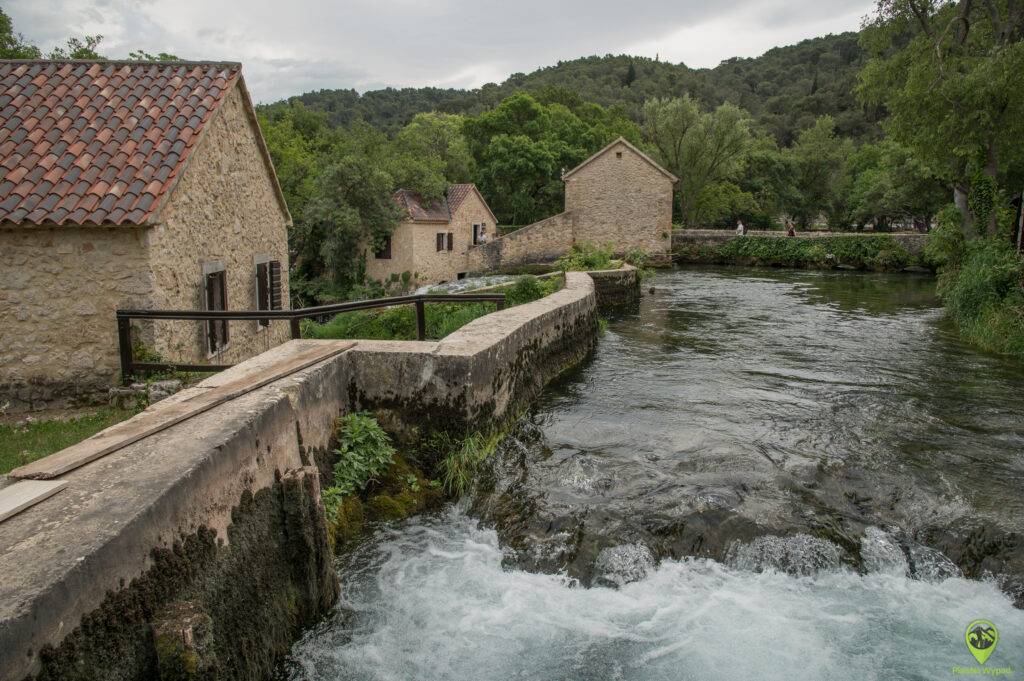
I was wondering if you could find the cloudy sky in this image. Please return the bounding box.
[7,0,876,103]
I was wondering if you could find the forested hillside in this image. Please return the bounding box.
[272,32,877,145]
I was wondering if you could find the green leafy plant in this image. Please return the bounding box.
[556,242,615,272]
[331,413,396,496]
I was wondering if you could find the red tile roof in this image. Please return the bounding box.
[0,60,243,226]
[393,183,484,223]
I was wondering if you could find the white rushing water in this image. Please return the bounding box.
[285,508,1024,681]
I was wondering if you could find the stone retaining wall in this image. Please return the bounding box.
[672,229,928,255]
[0,269,634,681]
[465,212,575,274]
[588,264,641,308]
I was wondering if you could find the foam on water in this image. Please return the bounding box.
[284,508,1024,681]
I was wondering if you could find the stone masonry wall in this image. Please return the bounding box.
[671,229,929,258]
[146,84,292,368]
[364,220,421,288]
[0,268,637,680]
[0,226,153,412]
[565,140,674,256]
[465,212,575,274]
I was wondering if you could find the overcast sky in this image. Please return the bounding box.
[7,0,876,103]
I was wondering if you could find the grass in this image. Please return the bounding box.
[304,274,563,341]
[0,407,139,475]
[937,237,1024,360]
[675,234,921,271]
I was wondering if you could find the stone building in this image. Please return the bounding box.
[0,60,292,412]
[465,137,677,272]
[365,183,498,287]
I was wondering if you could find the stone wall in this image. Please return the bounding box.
[588,264,641,309]
[0,268,639,680]
[0,226,153,411]
[147,84,292,367]
[565,139,674,256]
[465,212,575,274]
[672,229,928,256]
[363,219,422,289]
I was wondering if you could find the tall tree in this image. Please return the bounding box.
[642,96,753,226]
[784,115,855,228]
[859,0,1024,237]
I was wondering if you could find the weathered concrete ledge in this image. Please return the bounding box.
[0,270,622,680]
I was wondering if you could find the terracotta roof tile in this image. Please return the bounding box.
[0,60,241,226]
[392,184,486,224]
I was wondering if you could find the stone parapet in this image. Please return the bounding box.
[0,269,637,680]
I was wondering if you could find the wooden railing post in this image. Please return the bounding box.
[415,299,426,340]
[116,315,133,385]
[289,317,302,340]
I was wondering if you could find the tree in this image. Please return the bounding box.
[47,35,105,60]
[463,92,641,224]
[390,112,475,200]
[128,50,180,61]
[0,8,40,58]
[859,0,1024,237]
[642,96,754,226]
[783,115,855,228]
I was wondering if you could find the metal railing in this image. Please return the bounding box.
[116,292,506,381]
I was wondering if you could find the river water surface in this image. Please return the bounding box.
[285,267,1024,680]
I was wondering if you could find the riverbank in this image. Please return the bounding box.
[672,230,929,271]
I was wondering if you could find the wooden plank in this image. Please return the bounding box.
[9,342,355,481]
[0,480,68,523]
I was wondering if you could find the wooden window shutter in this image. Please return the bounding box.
[436,233,444,252]
[205,270,229,353]
[447,232,453,251]
[268,260,283,310]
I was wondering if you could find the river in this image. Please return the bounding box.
[284,267,1024,680]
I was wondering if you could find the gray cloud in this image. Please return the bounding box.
[7,0,874,102]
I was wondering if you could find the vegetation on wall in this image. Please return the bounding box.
[675,235,920,272]
[303,274,563,341]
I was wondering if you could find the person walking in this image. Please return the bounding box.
[786,220,796,237]
[736,219,747,236]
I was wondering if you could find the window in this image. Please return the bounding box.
[457,272,467,280]
[375,235,392,260]
[255,259,283,327]
[446,232,454,251]
[472,224,480,245]
[616,151,623,158]
[204,267,228,354]
[436,232,445,252]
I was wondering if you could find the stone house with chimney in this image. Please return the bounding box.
[0,60,292,412]
[365,183,498,288]
[465,137,677,272]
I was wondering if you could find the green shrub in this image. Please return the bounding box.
[923,205,966,270]
[938,238,1024,359]
[331,413,396,496]
[557,241,615,271]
